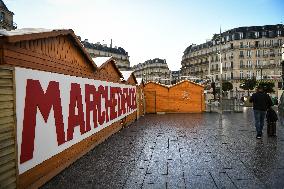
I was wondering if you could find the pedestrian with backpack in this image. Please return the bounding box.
[249,85,273,139]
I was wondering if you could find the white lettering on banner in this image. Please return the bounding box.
[15,67,137,174]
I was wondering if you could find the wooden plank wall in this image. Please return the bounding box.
[0,67,17,189]
[144,83,169,113]
[144,81,205,113]
[145,91,156,113]
[168,82,204,112]
[0,36,139,188]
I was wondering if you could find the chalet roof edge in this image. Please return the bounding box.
[170,80,204,88]
[145,80,204,89]
[145,81,170,88]
[93,56,123,78]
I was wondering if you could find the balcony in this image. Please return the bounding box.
[239,55,244,58]
[255,64,275,69]
[223,67,232,71]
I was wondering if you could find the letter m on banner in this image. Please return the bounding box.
[20,79,66,163]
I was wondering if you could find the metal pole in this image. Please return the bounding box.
[282,44,284,89]
[208,56,211,76]
[219,27,223,118]
[219,51,223,115]
[260,67,263,81]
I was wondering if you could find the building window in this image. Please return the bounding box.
[263,40,267,47]
[255,32,259,38]
[247,71,252,79]
[255,41,259,47]
[240,32,243,39]
[240,60,243,68]
[263,49,267,57]
[270,39,274,46]
[247,60,252,68]
[231,61,233,68]
[224,73,227,80]
[256,70,260,77]
[231,72,233,79]
[0,12,4,22]
[256,50,260,57]
[247,50,251,57]
[240,42,243,48]
[247,41,250,47]
[277,30,281,36]
[240,71,243,79]
[239,51,244,58]
[256,59,260,67]
[278,39,282,46]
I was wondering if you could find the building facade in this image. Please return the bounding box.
[181,24,284,97]
[81,39,131,71]
[171,70,181,84]
[0,0,16,30]
[133,58,171,85]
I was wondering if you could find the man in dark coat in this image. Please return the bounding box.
[249,85,273,139]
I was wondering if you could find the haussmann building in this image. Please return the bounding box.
[181,24,284,98]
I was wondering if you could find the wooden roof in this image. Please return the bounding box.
[92,56,123,78]
[0,28,97,70]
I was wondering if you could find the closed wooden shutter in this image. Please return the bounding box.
[0,67,17,189]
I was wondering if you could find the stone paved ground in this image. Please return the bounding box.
[42,108,284,189]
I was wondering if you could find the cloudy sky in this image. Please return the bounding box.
[6,0,284,70]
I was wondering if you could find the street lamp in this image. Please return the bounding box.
[218,28,223,124]
[260,66,263,81]
[218,50,223,115]
[282,44,284,89]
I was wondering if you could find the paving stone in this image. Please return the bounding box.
[42,109,284,189]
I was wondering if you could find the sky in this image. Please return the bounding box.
[6,0,284,71]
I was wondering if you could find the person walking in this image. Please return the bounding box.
[249,85,272,139]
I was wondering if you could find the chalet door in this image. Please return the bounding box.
[145,91,156,113]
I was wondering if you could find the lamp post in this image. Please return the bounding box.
[260,66,263,81]
[219,50,223,115]
[282,44,284,89]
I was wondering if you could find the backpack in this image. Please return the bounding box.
[266,108,278,122]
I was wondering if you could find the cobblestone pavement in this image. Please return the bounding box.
[42,108,284,189]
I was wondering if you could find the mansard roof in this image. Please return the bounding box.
[82,40,128,56]
[184,24,284,54]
